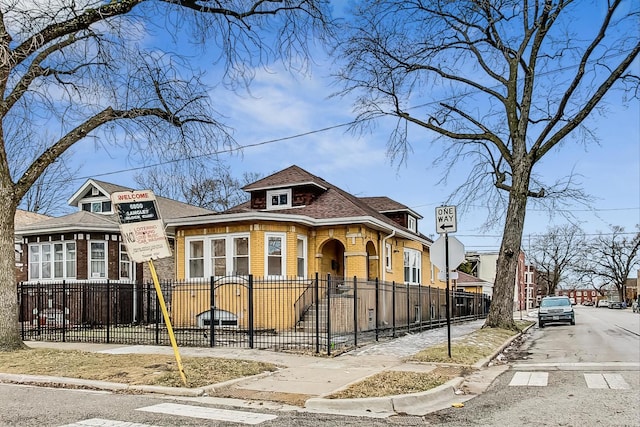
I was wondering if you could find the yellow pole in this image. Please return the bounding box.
[148,259,187,386]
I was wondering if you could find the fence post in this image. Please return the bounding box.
[106,280,111,344]
[18,283,24,339]
[392,281,396,338]
[375,278,379,342]
[248,274,254,349]
[209,276,215,348]
[428,285,432,328]
[155,284,160,344]
[326,274,332,355]
[406,282,410,332]
[314,272,319,354]
[353,276,358,348]
[62,281,67,342]
[418,283,422,331]
[36,281,41,336]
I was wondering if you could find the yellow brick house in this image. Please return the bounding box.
[167,165,445,333]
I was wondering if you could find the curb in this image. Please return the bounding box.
[304,376,465,417]
[0,373,130,393]
[0,370,278,398]
[473,322,534,369]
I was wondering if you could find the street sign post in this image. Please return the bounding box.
[433,205,459,357]
[111,190,186,386]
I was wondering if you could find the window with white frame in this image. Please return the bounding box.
[189,240,205,278]
[266,189,292,209]
[403,248,422,285]
[89,241,107,278]
[186,234,250,279]
[231,237,249,275]
[119,243,132,280]
[525,271,533,284]
[385,243,392,270]
[408,216,417,232]
[297,236,307,278]
[266,233,286,277]
[29,242,76,280]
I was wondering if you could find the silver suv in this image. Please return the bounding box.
[538,296,575,328]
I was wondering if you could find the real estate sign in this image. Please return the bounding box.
[110,190,172,263]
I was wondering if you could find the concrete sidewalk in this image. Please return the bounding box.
[5,319,518,418]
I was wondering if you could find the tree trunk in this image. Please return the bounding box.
[0,187,24,351]
[484,159,531,331]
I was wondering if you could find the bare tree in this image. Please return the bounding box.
[529,224,586,297]
[0,1,332,350]
[135,162,260,211]
[334,0,639,329]
[578,226,640,302]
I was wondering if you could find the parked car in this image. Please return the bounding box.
[608,301,623,309]
[538,296,575,328]
[597,299,610,308]
[582,300,594,306]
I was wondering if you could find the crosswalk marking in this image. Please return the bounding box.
[584,373,630,390]
[137,403,278,425]
[509,371,548,386]
[61,419,159,427]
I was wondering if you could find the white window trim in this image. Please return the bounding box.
[28,242,77,281]
[297,235,307,278]
[266,189,292,210]
[385,243,392,271]
[89,240,108,279]
[265,232,287,278]
[403,248,422,285]
[185,234,250,279]
[119,243,134,281]
[408,216,417,232]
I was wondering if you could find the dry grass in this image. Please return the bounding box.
[327,370,452,399]
[325,321,532,399]
[0,321,533,399]
[410,320,533,365]
[0,349,277,388]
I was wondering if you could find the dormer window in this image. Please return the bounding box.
[267,189,292,210]
[408,215,417,232]
[81,201,112,214]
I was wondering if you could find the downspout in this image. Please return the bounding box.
[381,229,396,283]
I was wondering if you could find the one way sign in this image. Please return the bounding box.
[435,205,457,234]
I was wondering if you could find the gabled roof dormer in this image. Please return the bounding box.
[242,165,329,211]
[359,196,423,233]
[67,179,132,215]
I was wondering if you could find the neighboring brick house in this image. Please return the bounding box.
[167,165,444,328]
[15,179,214,284]
[557,288,599,305]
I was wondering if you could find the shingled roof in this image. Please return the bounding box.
[175,165,432,243]
[16,179,215,236]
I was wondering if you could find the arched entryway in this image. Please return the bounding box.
[319,239,345,290]
[366,240,378,281]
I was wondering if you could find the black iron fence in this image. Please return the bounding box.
[18,274,490,355]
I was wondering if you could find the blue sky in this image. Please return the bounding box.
[66,3,639,253]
